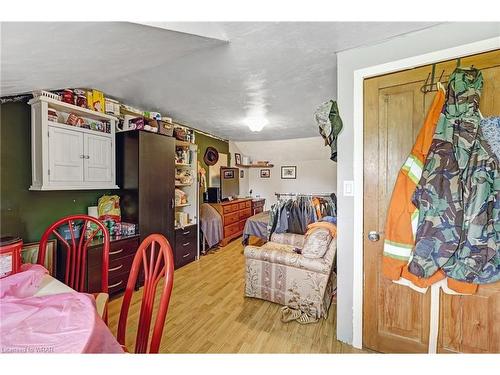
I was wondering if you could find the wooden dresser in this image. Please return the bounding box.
[251,198,266,215]
[210,198,252,246]
[57,234,140,299]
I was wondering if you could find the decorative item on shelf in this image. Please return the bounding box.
[144,118,159,133]
[105,98,120,115]
[159,120,174,136]
[47,108,59,122]
[175,212,190,227]
[66,112,84,127]
[281,166,297,179]
[254,160,270,166]
[260,169,270,178]
[235,153,242,165]
[174,126,187,141]
[143,111,161,120]
[203,146,219,166]
[61,89,74,105]
[176,169,194,185]
[242,156,251,165]
[175,147,190,165]
[123,116,144,131]
[175,188,188,206]
[73,88,87,108]
[90,89,105,113]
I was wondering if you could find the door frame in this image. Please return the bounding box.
[351,36,500,349]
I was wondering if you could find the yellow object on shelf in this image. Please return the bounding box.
[91,89,105,113]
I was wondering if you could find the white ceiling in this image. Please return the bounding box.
[1,22,440,140]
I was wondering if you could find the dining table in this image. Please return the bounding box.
[0,264,124,353]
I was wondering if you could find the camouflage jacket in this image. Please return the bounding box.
[408,68,500,284]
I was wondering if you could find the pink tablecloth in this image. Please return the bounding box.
[0,265,123,353]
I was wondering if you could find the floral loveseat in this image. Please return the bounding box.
[244,232,337,319]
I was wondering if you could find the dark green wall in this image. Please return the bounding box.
[195,130,229,178]
[0,102,114,242]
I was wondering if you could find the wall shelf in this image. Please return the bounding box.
[175,140,196,148]
[236,163,274,168]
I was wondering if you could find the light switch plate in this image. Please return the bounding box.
[343,180,354,197]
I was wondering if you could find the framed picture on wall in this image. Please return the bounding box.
[223,169,235,179]
[281,166,297,179]
[235,153,242,165]
[260,169,270,178]
[240,169,244,178]
[21,239,56,276]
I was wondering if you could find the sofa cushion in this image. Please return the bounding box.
[244,243,331,275]
[270,232,305,248]
[301,228,332,258]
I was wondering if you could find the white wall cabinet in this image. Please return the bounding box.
[29,95,118,190]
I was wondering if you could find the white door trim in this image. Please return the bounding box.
[352,37,500,349]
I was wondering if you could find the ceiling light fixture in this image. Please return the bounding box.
[244,116,268,132]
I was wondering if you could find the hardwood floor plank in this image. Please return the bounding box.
[107,236,367,353]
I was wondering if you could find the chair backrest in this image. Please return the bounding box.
[117,234,174,354]
[38,214,110,293]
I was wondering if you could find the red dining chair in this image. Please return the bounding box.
[38,214,110,320]
[117,234,174,353]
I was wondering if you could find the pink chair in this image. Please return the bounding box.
[117,234,174,353]
[38,214,110,319]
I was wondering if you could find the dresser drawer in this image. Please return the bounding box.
[108,237,140,261]
[238,202,247,210]
[87,254,134,295]
[238,220,246,231]
[174,240,196,268]
[224,211,240,225]
[175,226,197,243]
[222,203,238,214]
[245,200,252,208]
[224,222,240,238]
[107,272,130,295]
[239,208,252,220]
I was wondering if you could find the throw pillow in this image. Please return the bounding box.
[301,228,332,259]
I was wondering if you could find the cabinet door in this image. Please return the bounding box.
[48,126,84,182]
[84,133,112,182]
[139,132,175,245]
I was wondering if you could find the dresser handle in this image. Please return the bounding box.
[182,242,190,247]
[110,248,124,255]
[183,231,190,235]
[109,264,123,272]
[182,253,191,258]
[109,280,123,289]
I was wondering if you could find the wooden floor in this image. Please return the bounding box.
[107,237,367,353]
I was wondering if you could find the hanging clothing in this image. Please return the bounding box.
[409,68,491,287]
[267,195,336,238]
[444,116,500,284]
[314,100,343,162]
[382,89,446,287]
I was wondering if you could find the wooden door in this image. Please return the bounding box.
[84,133,112,182]
[363,50,500,353]
[48,125,84,182]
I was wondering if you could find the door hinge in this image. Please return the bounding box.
[48,169,50,175]
[47,131,50,137]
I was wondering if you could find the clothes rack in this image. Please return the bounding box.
[275,192,334,198]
